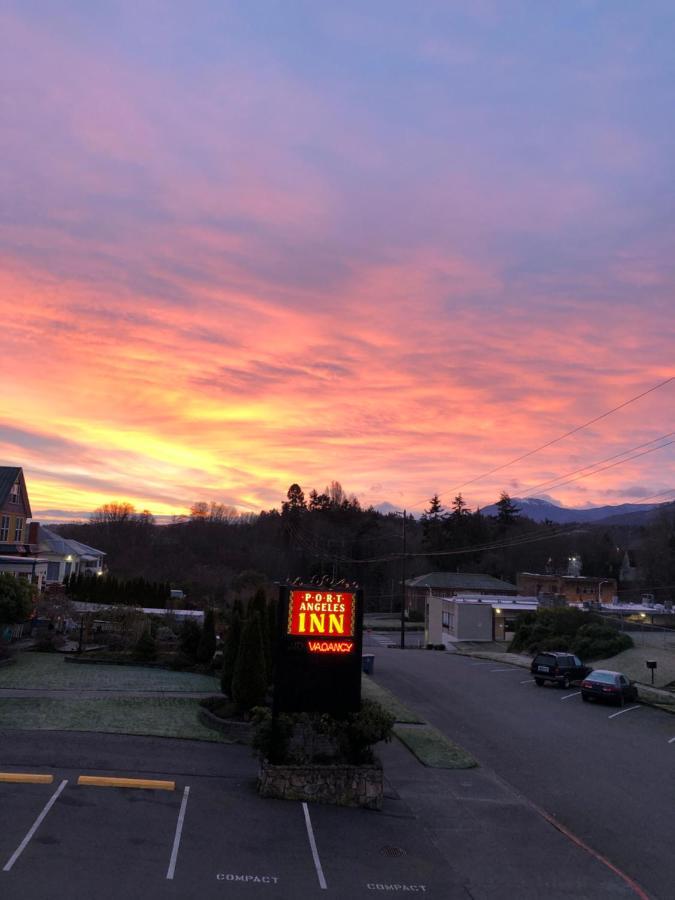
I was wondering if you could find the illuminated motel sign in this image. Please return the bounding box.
[274,584,364,714]
[287,590,356,651]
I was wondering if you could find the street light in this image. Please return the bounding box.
[597,580,610,605]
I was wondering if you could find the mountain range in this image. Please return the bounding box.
[480,497,673,525]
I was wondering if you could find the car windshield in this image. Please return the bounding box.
[588,672,617,684]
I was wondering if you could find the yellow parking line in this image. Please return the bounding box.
[0,772,54,785]
[77,775,175,791]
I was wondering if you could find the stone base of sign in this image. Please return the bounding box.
[257,759,383,810]
[198,707,256,743]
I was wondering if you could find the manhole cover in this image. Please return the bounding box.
[380,846,407,858]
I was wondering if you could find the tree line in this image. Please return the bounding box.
[53,483,675,609]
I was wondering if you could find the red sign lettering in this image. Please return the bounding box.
[288,591,356,638]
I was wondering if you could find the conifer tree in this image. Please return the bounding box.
[196,608,217,664]
[231,611,267,712]
[221,608,242,697]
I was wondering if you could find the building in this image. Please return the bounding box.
[425,594,539,644]
[517,572,617,604]
[0,466,47,590]
[37,526,106,584]
[406,572,518,617]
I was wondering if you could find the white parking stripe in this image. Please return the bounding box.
[668,737,675,744]
[166,785,190,880]
[520,679,533,684]
[489,667,517,672]
[3,779,68,872]
[608,705,641,719]
[302,803,327,890]
[561,692,581,700]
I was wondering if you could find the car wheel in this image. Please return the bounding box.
[582,693,590,702]
[560,676,570,689]
[535,678,544,686]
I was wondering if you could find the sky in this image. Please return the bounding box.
[1,1,674,522]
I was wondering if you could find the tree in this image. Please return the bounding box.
[221,607,242,697]
[282,484,306,516]
[90,502,136,525]
[496,492,520,527]
[231,611,267,712]
[179,619,202,661]
[450,494,469,519]
[421,495,445,554]
[196,609,217,664]
[0,574,34,625]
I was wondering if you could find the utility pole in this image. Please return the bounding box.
[400,509,407,649]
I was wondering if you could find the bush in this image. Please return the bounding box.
[200,695,238,719]
[179,619,203,661]
[252,700,395,766]
[571,625,633,661]
[196,609,217,665]
[221,608,242,698]
[231,612,267,713]
[132,630,157,662]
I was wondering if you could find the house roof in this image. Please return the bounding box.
[406,572,517,592]
[38,526,106,559]
[0,466,32,517]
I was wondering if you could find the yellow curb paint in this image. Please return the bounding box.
[0,773,54,785]
[77,775,175,791]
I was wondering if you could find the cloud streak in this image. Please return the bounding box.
[1,2,674,520]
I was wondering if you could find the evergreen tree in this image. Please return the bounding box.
[231,611,267,712]
[179,619,202,661]
[196,608,217,664]
[248,587,271,681]
[221,608,242,697]
[496,492,520,527]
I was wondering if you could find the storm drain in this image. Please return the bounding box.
[380,846,407,858]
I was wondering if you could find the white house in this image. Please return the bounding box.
[37,526,106,584]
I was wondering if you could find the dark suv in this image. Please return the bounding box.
[531,652,591,688]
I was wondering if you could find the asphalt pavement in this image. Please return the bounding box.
[367,639,675,900]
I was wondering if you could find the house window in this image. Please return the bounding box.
[9,482,19,503]
[14,518,23,542]
[47,562,60,581]
[0,516,8,541]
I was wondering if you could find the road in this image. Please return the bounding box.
[367,639,675,900]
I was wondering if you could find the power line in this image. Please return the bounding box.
[518,438,675,497]
[517,430,675,497]
[409,374,675,511]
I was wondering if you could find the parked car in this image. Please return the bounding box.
[580,669,638,706]
[531,652,591,688]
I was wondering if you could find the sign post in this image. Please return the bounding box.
[273,584,364,715]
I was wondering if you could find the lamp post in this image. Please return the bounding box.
[597,580,610,605]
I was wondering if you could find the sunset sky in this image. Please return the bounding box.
[2,1,674,522]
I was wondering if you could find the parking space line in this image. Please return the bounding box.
[166,785,190,880]
[520,679,534,684]
[489,667,517,672]
[561,692,581,700]
[302,803,327,890]
[3,779,68,872]
[668,737,675,744]
[77,775,175,791]
[608,705,641,720]
[0,773,54,785]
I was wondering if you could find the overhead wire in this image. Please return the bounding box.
[408,374,675,510]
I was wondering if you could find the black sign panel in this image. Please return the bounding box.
[273,584,364,715]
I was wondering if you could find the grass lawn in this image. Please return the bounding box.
[0,697,229,742]
[361,675,425,723]
[394,724,477,769]
[0,652,219,692]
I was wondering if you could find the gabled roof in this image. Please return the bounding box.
[0,466,32,518]
[406,572,517,592]
[38,526,106,559]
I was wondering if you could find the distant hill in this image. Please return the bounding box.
[481,496,671,525]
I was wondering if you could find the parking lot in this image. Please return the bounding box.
[0,764,458,900]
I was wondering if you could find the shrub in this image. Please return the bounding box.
[132,629,157,662]
[221,608,242,698]
[251,700,395,766]
[196,609,217,665]
[179,619,202,661]
[231,611,267,713]
[571,624,633,661]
